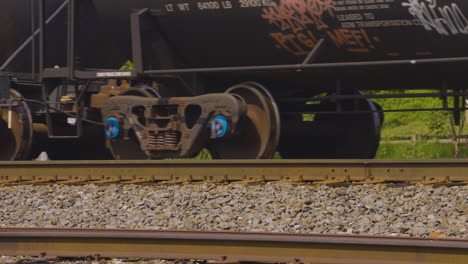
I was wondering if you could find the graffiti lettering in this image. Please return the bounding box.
[261,0,335,32]
[326,28,376,52]
[270,30,319,55]
[261,0,379,55]
[402,0,468,35]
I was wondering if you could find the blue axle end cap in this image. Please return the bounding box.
[105,117,120,139]
[211,115,228,138]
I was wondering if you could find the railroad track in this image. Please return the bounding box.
[0,159,467,185]
[0,228,467,264]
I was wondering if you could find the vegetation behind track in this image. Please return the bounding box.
[376,141,468,159]
[373,90,468,159]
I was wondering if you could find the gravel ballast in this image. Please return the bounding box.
[0,183,466,238]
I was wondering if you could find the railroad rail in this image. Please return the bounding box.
[0,159,468,185]
[0,228,467,264]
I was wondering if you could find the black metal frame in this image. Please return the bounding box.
[0,74,11,104]
[280,86,467,124]
[38,0,83,138]
[130,8,149,76]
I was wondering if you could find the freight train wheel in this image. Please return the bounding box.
[208,82,280,159]
[108,86,160,160]
[0,89,33,160]
[279,94,383,159]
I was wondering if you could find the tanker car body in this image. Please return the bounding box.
[0,0,467,160]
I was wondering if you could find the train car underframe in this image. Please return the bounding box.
[1,75,467,161]
[0,1,468,161]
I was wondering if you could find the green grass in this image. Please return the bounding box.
[376,141,468,159]
[379,113,468,139]
[369,90,468,159]
[380,120,430,139]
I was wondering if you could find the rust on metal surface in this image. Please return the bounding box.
[0,228,466,264]
[0,159,467,186]
[102,93,247,159]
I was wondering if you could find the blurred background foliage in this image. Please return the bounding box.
[371,90,467,158]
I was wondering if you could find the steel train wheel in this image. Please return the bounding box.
[208,82,280,159]
[279,94,383,159]
[0,89,33,160]
[108,86,160,160]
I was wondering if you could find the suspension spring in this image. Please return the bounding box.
[165,131,178,148]
[148,131,179,149]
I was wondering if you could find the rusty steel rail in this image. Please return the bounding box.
[0,159,467,185]
[0,228,467,263]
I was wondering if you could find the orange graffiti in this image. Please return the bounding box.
[326,28,375,52]
[261,0,379,55]
[261,0,335,33]
[270,30,319,55]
